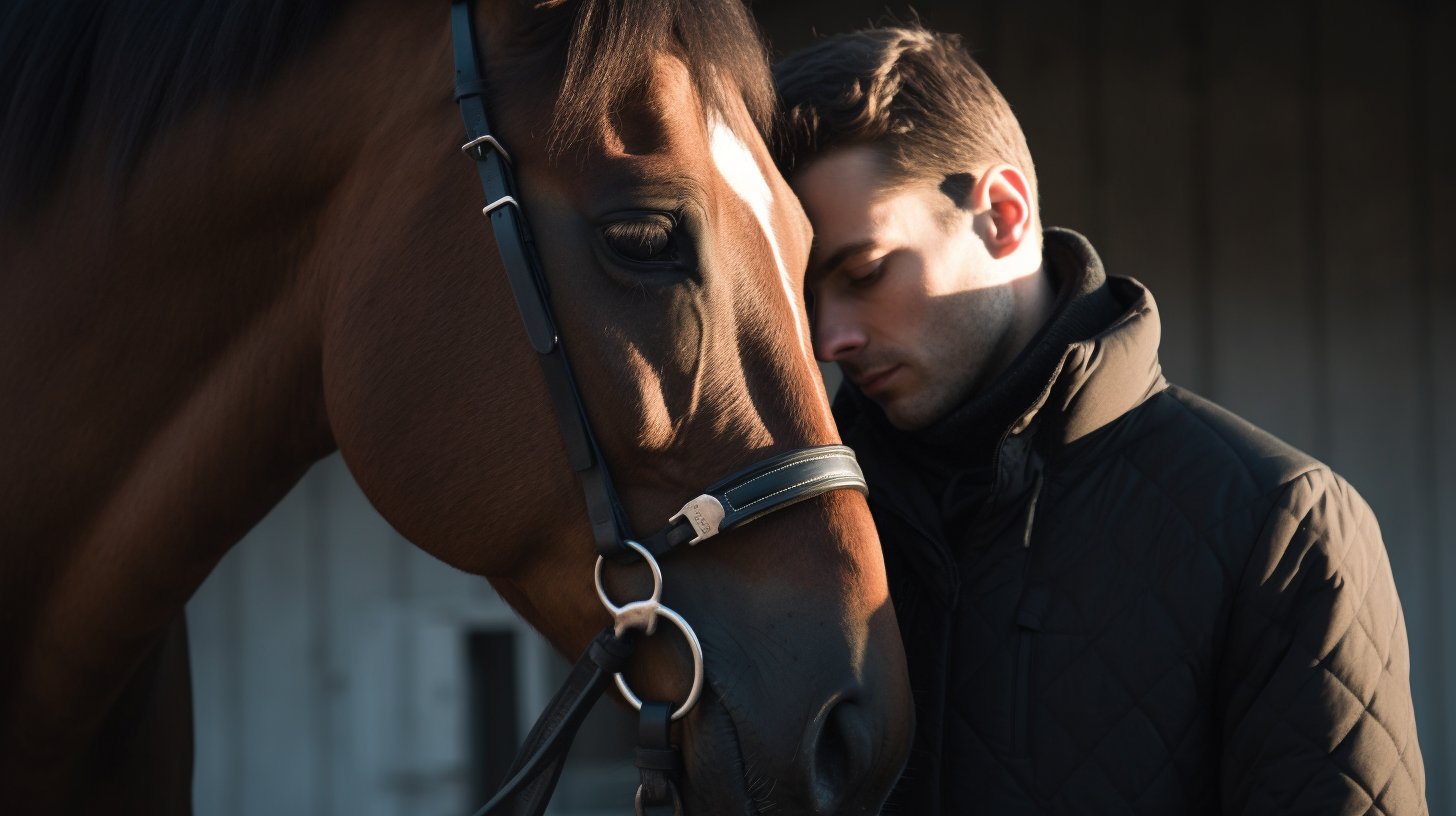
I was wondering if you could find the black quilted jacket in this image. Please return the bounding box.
[840,230,1427,814]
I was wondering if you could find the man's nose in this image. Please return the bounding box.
[812,305,868,363]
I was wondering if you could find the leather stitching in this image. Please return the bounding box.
[725,471,850,513]
[720,453,853,510]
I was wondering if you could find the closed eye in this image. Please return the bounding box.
[846,258,884,287]
[599,212,683,268]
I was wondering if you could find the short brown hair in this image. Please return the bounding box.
[773,25,1038,228]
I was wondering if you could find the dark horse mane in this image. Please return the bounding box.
[0,0,774,222]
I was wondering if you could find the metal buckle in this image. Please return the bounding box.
[595,541,705,721]
[634,779,683,816]
[461,134,512,165]
[482,195,519,218]
[668,494,725,545]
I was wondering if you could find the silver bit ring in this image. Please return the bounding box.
[594,540,705,720]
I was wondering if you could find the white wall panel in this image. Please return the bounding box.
[189,453,631,816]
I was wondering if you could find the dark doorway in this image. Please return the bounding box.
[467,630,519,806]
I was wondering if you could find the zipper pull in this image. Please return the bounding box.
[1022,471,1045,549]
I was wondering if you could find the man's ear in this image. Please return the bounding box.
[969,164,1035,260]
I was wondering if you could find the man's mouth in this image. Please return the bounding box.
[852,365,901,396]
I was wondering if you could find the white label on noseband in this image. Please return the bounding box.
[669,493,727,544]
[709,117,811,361]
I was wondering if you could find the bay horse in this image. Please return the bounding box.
[0,0,913,813]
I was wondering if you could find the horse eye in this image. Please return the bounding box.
[601,216,677,264]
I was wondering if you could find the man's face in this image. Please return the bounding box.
[794,146,1018,431]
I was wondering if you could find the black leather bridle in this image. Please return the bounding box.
[450,3,869,814]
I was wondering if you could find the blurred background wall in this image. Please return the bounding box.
[188,1,1456,813]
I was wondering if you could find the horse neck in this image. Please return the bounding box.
[0,0,449,631]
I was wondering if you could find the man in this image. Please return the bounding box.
[774,26,1426,814]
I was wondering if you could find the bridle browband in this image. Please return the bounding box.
[450,3,869,814]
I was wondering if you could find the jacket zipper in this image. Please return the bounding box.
[1012,470,1045,754]
[1012,628,1033,754]
[1021,471,1044,548]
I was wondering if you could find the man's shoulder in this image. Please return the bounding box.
[1063,384,1333,530]
[1151,385,1325,489]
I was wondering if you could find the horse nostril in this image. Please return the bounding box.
[807,697,873,815]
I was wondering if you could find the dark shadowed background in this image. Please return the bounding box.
[186,3,1456,814]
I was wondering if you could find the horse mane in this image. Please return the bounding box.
[0,0,349,221]
[0,0,773,222]
[546,0,774,153]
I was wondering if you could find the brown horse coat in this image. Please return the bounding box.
[0,1,912,812]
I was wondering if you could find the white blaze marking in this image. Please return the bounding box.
[709,117,812,361]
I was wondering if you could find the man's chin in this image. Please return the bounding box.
[873,391,937,432]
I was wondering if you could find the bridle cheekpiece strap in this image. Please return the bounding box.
[450,0,867,564]
[450,1,871,812]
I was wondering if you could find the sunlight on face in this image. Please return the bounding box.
[793,146,1020,430]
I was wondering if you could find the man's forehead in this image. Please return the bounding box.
[792,145,891,208]
[797,150,968,267]
[794,150,882,247]
[796,148,927,280]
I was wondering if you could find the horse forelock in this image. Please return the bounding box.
[536,0,775,158]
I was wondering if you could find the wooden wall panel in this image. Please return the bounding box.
[314,454,404,816]
[1203,0,1321,452]
[990,0,1101,240]
[404,538,479,605]
[1314,5,1442,798]
[1420,2,1456,811]
[188,549,242,816]
[236,476,323,816]
[1093,0,1203,390]
[190,456,543,816]
[752,2,927,57]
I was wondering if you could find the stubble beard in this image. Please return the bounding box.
[876,282,1017,432]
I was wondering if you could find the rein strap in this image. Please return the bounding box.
[468,629,636,816]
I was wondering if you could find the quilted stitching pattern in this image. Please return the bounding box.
[872,387,1427,815]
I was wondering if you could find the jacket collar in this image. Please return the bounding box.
[836,228,1167,464]
[1033,274,1167,453]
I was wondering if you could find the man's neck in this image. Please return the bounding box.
[973,260,1056,399]
[864,228,1125,465]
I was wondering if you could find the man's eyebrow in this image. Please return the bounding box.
[810,239,877,280]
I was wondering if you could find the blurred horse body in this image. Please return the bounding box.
[0,0,911,813]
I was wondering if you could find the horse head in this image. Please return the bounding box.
[0,0,911,811]
[328,2,914,810]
